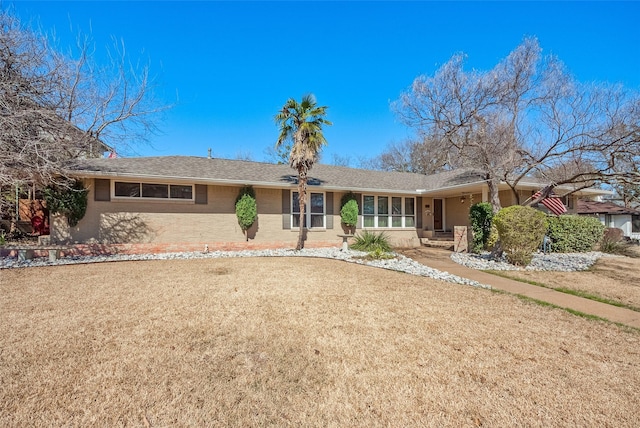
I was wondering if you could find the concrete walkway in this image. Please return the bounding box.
[412,248,640,329]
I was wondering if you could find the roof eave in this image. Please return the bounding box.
[419,180,488,195]
[69,170,425,194]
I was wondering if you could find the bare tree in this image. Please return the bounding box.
[234,150,255,161]
[394,37,640,212]
[263,141,291,164]
[329,153,352,167]
[609,155,640,208]
[0,9,168,214]
[374,136,451,174]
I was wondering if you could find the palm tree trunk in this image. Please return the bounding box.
[296,175,306,250]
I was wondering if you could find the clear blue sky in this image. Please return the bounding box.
[9,1,640,164]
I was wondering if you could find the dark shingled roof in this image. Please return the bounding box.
[67,156,488,194]
[577,200,640,216]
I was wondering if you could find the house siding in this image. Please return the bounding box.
[445,197,471,231]
[52,180,412,246]
[53,173,582,249]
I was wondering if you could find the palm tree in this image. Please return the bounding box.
[275,94,332,250]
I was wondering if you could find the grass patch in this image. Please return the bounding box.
[514,294,639,333]
[3,258,640,425]
[484,270,640,313]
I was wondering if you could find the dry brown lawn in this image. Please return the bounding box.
[1,257,639,427]
[495,251,640,310]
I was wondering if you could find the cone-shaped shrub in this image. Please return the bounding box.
[235,186,257,241]
[340,199,359,227]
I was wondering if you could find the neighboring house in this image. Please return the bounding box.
[577,199,640,240]
[53,156,606,248]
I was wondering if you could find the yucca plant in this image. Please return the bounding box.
[350,230,392,252]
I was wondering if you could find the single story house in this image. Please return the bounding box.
[577,199,640,240]
[52,156,606,249]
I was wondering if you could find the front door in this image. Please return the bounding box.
[433,198,443,231]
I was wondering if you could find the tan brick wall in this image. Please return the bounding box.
[445,197,470,231]
[51,181,423,247]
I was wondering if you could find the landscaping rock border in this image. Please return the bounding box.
[1,247,490,289]
[451,251,609,272]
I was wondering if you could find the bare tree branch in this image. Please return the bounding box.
[393,37,640,212]
[0,8,171,215]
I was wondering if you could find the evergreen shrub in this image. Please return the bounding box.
[340,191,359,232]
[43,180,88,227]
[235,186,257,240]
[469,202,494,253]
[546,215,605,253]
[494,205,547,266]
[340,199,359,227]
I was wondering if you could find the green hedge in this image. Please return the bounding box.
[43,179,88,227]
[546,215,605,253]
[494,205,548,266]
[469,202,494,253]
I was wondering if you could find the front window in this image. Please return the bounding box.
[114,181,194,200]
[142,183,168,198]
[170,185,193,199]
[362,195,416,228]
[115,182,140,198]
[310,193,324,228]
[392,197,402,227]
[633,215,640,233]
[378,196,389,227]
[405,198,415,227]
[363,195,375,227]
[292,191,325,229]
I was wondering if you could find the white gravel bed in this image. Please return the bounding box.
[0,247,491,289]
[451,251,608,272]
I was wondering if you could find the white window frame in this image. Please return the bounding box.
[112,181,195,202]
[362,195,416,228]
[291,191,326,229]
[404,197,416,228]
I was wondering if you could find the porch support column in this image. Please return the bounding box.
[482,186,488,203]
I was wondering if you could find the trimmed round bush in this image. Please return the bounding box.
[340,199,359,227]
[546,215,605,253]
[494,205,548,266]
[486,223,499,250]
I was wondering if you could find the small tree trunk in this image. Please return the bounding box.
[486,176,502,214]
[487,176,503,257]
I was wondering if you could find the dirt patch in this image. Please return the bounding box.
[1,257,639,426]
